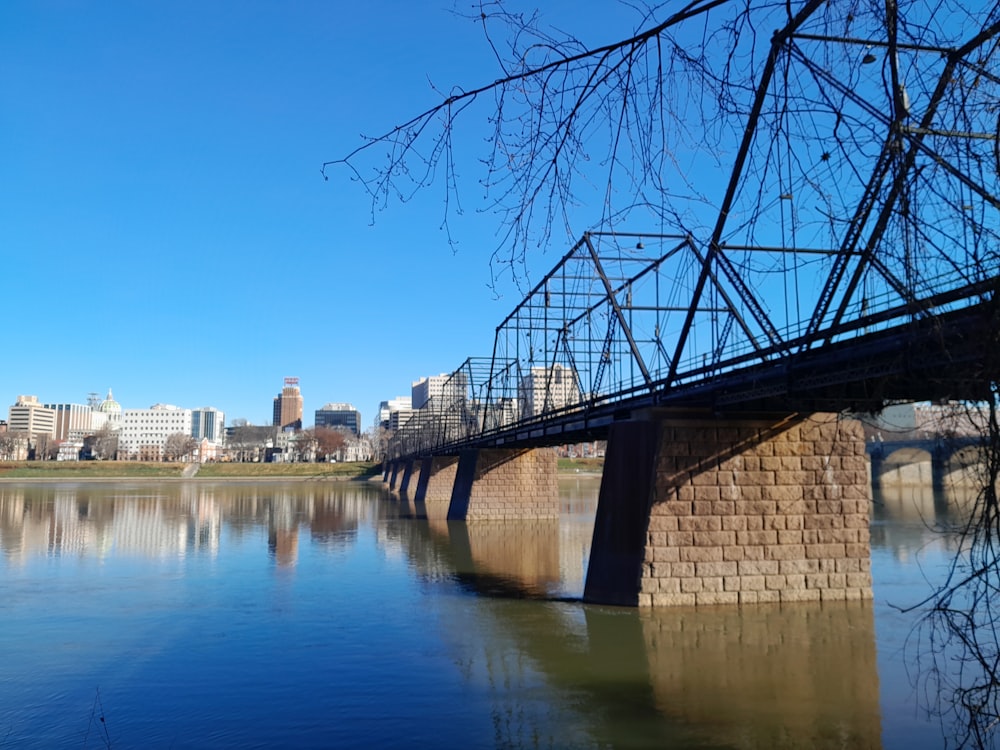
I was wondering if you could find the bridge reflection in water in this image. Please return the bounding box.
[387,479,882,749]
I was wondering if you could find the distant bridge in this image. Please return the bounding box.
[867,435,985,490]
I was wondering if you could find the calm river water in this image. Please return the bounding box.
[0,477,978,748]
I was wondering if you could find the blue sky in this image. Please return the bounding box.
[1,1,624,427]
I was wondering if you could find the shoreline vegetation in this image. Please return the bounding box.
[0,457,605,481]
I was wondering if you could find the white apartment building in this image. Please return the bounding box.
[7,395,56,441]
[518,364,581,418]
[119,404,193,461]
[411,374,467,410]
[474,397,520,431]
[379,396,413,430]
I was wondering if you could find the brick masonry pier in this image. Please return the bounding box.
[413,455,460,506]
[447,448,559,521]
[397,458,420,497]
[585,411,873,606]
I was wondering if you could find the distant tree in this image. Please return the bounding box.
[0,431,27,461]
[315,427,347,462]
[295,428,319,462]
[164,433,198,462]
[92,425,119,461]
[32,434,57,461]
[365,425,390,463]
[229,423,276,462]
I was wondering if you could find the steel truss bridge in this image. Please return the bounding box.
[386,2,1000,462]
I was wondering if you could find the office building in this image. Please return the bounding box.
[315,403,362,435]
[518,364,581,418]
[192,407,226,444]
[43,402,95,441]
[119,404,193,461]
[412,373,468,410]
[8,396,57,440]
[273,378,303,431]
[378,396,413,430]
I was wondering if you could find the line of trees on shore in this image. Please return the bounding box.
[0,423,360,464]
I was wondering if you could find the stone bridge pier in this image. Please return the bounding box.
[412,455,460,502]
[386,450,558,520]
[585,411,873,607]
[447,448,559,520]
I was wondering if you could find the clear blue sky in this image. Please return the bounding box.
[1,1,625,427]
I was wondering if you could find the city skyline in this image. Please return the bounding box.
[1,2,632,427]
[4,381,353,431]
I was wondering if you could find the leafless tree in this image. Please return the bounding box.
[295,428,319,462]
[228,423,276,463]
[325,1,1000,293]
[164,433,198,462]
[0,431,27,461]
[900,389,1000,749]
[315,427,347,462]
[91,425,119,461]
[365,425,390,464]
[294,427,348,462]
[32,434,57,461]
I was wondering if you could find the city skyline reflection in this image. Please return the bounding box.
[0,482,373,568]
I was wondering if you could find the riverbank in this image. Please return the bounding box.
[0,457,605,481]
[0,461,380,481]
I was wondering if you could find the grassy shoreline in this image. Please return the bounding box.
[0,457,604,481]
[0,460,380,481]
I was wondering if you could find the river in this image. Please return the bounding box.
[0,477,982,748]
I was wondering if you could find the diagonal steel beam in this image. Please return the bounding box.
[667,0,825,386]
[828,17,1000,336]
[582,232,653,387]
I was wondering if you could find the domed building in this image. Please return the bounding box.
[97,388,122,431]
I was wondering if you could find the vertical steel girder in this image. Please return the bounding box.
[666,0,826,386]
[582,233,653,388]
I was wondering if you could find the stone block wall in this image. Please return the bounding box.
[640,413,872,606]
[398,459,420,497]
[448,448,559,521]
[414,455,460,505]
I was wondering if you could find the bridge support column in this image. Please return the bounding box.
[398,459,419,496]
[382,462,390,483]
[585,412,873,607]
[414,456,460,506]
[448,448,559,521]
[387,461,402,491]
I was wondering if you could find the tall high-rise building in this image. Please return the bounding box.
[518,364,581,418]
[273,378,303,431]
[192,407,226,443]
[314,403,361,435]
[411,373,468,410]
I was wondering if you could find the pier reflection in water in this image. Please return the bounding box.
[0,478,964,748]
